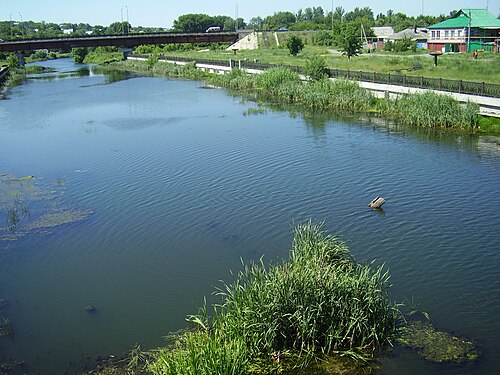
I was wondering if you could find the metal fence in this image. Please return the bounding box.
[134,54,500,98]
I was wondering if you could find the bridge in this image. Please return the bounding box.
[0,32,240,53]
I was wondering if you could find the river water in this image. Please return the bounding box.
[0,59,499,374]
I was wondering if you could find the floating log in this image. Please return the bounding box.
[369,196,385,209]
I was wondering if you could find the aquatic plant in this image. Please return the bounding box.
[397,320,478,363]
[147,222,401,374]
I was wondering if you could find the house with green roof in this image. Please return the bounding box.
[427,9,500,52]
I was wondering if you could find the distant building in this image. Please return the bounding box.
[369,26,395,50]
[62,28,74,35]
[387,28,429,49]
[427,9,500,52]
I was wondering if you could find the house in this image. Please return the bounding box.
[427,9,500,52]
[369,26,395,50]
[387,28,428,49]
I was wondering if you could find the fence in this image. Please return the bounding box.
[134,54,500,98]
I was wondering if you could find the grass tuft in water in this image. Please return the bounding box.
[147,221,402,374]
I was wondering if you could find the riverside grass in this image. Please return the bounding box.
[146,222,401,375]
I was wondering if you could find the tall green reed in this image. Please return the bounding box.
[148,222,401,374]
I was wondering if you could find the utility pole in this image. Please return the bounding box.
[235,1,239,31]
[19,12,23,37]
[467,9,471,52]
[121,7,124,34]
[126,5,129,33]
[421,0,424,16]
[331,0,334,37]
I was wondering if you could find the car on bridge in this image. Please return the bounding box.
[206,26,221,33]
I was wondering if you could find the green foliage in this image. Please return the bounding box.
[83,49,124,64]
[106,21,131,34]
[147,222,401,374]
[6,54,19,68]
[336,22,363,59]
[172,13,236,33]
[385,38,417,53]
[263,11,297,30]
[286,35,305,56]
[146,53,159,70]
[386,91,480,130]
[256,67,302,90]
[312,30,335,46]
[72,47,88,63]
[303,55,328,81]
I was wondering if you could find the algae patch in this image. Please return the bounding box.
[0,172,91,241]
[397,320,478,363]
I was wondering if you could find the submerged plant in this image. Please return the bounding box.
[397,320,478,363]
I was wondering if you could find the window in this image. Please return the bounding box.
[451,30,455,38]
[431,30,436,39]
[444,30,449,38]
[436,31,441,39]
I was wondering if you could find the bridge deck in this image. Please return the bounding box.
[0,32,239,52]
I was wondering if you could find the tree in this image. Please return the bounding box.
[336,22,362,59]
[172,13,213,33]
[248,16,263,29]
[303,55,327,81]
[107,21,131,34]
[72,47,88,63]
[263,11,296,30]
[286,35,304,56]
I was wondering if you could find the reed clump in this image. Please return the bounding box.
[147,222,401,374]
[215,67,374,112]
[384,91,479,130]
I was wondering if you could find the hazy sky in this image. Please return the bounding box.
[2,0,498,28]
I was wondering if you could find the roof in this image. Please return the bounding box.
[388,28,428,41]
[371,26,395,38]
[428,9,500,29]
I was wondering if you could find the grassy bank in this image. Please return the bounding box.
[144,222,401,374]
[112,59,489,133]
[146,44,500,84]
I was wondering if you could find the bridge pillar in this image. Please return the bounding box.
[120,48,134,60]
[15,52,25,67]
[229,59,235,70]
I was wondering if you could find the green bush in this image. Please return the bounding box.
[312,30,334,46]
[286,35,305,56]
[303,55,328,81]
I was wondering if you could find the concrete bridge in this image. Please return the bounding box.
[0,32,239,53]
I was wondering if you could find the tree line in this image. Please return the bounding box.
[0,5,471,41]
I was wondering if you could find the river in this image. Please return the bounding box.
[0,58,499,374]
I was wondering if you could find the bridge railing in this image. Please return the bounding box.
[131,54,500,98]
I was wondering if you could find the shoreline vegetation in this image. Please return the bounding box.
[92,222,403,375]
[105,57,500,135]
[82,223,479,375]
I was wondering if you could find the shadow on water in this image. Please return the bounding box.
[236,90,499,159]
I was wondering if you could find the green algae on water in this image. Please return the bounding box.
[0,172,91,241]
[397,320,478,363]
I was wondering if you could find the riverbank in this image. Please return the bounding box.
[107,58,500,135]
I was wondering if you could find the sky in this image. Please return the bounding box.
[1,0,499,28]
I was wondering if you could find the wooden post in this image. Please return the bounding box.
[369,196,385,209]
